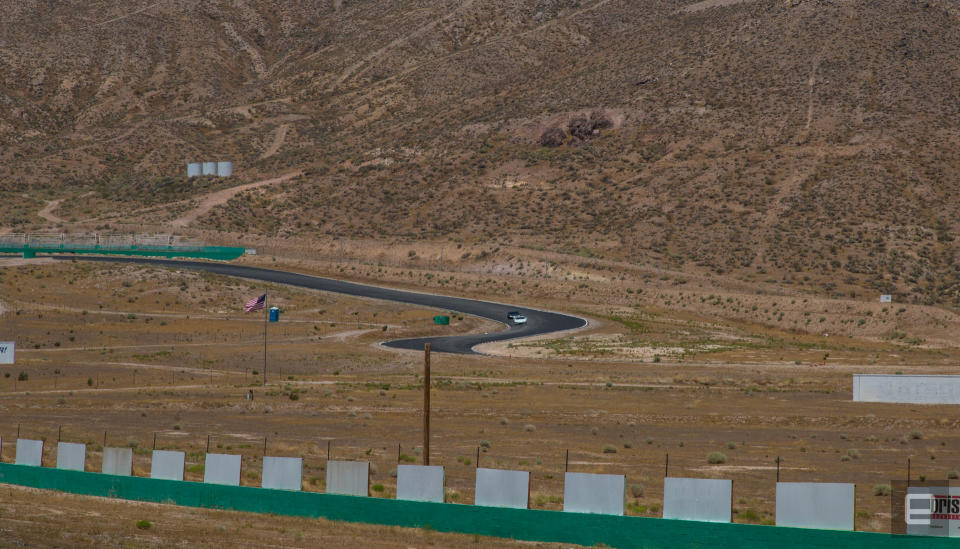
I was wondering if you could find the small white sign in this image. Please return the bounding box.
[244,248,257,255]
[0,342,14,364]
[880,295,893,303]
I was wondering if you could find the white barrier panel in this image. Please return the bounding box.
[396,465,445,503]
[853,374,960,404]
[262,457,302,491]
[15,439,43,466]
[906,485,960,537]
[325,460,369,496]
[776,482,854,530]
[57,442,86,471]
[663,477,732,523]
[102,447,133,476]
[151,450,185,481]
[475,468,529,509]
[0,342,14,364]
[563,472,625,515]
[204,453,242,486]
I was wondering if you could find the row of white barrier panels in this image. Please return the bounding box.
[7,438,855,529]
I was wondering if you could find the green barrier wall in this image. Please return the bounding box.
[0,463,953,548]
[0,245,244,260]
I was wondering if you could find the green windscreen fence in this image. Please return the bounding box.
[0,463,953,549]
[0,245,244,260]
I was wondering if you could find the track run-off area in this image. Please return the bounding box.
[51,256,587,354]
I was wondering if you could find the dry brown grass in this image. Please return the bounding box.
[1,259,959,545]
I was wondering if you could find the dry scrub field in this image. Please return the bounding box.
[1,257,959,547]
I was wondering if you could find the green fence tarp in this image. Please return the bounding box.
[0,463,953,548]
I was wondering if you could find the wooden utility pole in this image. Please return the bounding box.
[423,343,431,466]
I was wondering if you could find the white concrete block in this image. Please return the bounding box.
[853,374,960,404]
[663,477,732,523]
[57,442,86,471]
[475,468,529,509]
[15,439,43,466]
[150,450,185,481]
[325,460,369,496]
[102,447,133,476]
[776,482,855,530]
[262,456,302,491]
[563,472,625,515]
[396,465,445,503]
[204,453,242,486]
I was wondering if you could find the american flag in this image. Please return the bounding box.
[244,294,266,312]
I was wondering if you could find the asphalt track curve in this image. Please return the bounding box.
[52,256,587,354]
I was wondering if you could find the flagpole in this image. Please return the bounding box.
[263,293,268,386]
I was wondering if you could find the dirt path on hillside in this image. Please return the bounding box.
[38,199,64,223]
[333,0,478,86]
[260,124,290,159]
[170,171,302,228]
[682,0,758,12]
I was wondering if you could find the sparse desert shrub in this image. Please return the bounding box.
[523,424,535,432]
[707,452,727,464]
[499,417,510,425]
[602,444,617,454]
[17,372,27,381]
[949,471,959,480]
[846,449,860,459]
[873,484,891,496]
[726,442,736,449]
[910,431,923,440]
[136,520,151,530]
[629,484,644,498]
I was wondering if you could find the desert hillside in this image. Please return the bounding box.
[2,0,959,305]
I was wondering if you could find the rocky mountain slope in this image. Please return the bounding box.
[2,0,959,305]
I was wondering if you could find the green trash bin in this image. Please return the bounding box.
[433,315,450,325]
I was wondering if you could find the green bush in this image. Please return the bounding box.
[707,451,727,464]
[602,444,617,454]
[136,520,152,530]
[873,484,891,496]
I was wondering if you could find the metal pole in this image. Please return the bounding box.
[397,444,401,463]
[476,446,480,468]
[263,293,268,386]
[907,458,911,487]
[263,436,268,456]
[327,440,331,461]
[423,343,431,466]
[666,453,669,477]
[776,456,781,482]
[153,432,157,450]
[565,449,569,472]
[206,435,211,453]
[58,425,62,442]
[17,423,20,438]
[103,431,106,447]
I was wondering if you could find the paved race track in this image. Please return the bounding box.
[53,257,586,354]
